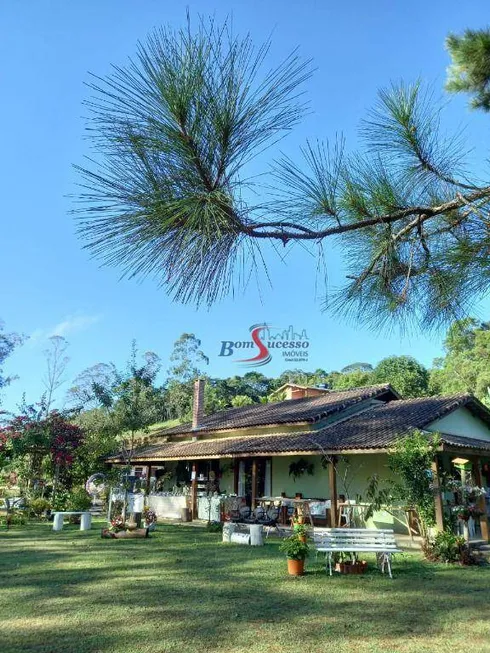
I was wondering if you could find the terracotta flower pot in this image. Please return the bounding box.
[287,558,305,576]
[335,561,367,575]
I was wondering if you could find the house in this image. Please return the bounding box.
[270,383,331,400]
[106,381,490,540]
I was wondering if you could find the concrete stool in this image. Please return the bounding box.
[222,522,237,542]
[249,524,264,546]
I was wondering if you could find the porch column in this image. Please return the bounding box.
[238,460,245,497]
[431,458,445,532]
[251,458,258,508]
[233,459,239,495]
[145,465,152,495]
[328,457,338,527]
[472,457,489,543]
[191,462,198,520]
[264,459,272,497]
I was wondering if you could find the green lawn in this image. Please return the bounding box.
[1,521,490,653]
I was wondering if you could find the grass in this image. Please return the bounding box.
[1,520,490,653]
[147,418,181,433]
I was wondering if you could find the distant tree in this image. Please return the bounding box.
[0,320,25,406]
[446,28,490,110]
[168,333,209,382]
[231,395,254,407]
[340,362,373,374]
[165,333,209,420]
[89,343,163,519]
[42,336,69,413]
[274,369,330,389]
[71,408,120,486]
[204,382,229,414]
[331,369,373,391]
[429,318,490,404]
[165,379,195,421]
[68,362,115,409]
[372,355,429,398]
[226,372,273,402]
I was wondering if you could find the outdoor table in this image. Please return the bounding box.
[52,511,92,531]
[258,497,317,526]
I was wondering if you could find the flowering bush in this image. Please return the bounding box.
[110,515,126,532]
[49,413,84,466]
[143,507,157,524]
[0,404,84,485]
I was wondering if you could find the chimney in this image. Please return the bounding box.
[192,378,205,430]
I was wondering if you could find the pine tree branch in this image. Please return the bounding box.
[243,186,490,241]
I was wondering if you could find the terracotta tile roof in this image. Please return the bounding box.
[153,384,397,436]
[439,433,490,451]
[306,394,490,451]
[107,392,490,462]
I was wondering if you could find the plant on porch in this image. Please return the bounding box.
[288,458,315,482]
[362,430,440,540]
[442,477,487,539]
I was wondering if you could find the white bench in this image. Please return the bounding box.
[52,511,92,532]
[313,528,402,578]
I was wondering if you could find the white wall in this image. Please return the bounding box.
[427,406,490,442]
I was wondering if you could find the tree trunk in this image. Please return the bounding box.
[52,462,60,507]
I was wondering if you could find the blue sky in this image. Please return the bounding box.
[1,0,489,411]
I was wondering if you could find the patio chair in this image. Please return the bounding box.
[229,508,241,523]
[244,506,266,524]
[257,507,283,538]
[338,501,356,528]
[229,505,251,523]
[238,506,252,522]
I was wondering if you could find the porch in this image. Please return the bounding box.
[128,446,490,543]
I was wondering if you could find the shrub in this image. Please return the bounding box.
[422,530,481,565]
[67,487,92,511]
[0,511,26,527]
[29,498,51,518]
[279,534,309,560]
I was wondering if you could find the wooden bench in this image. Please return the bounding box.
[52,511,92,532]
[313,528,402,578]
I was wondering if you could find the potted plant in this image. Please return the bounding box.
[332,552,368,574]
[279,534,309,576]
[293,522,308,543]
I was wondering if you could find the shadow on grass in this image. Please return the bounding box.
[1,522,489,653]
